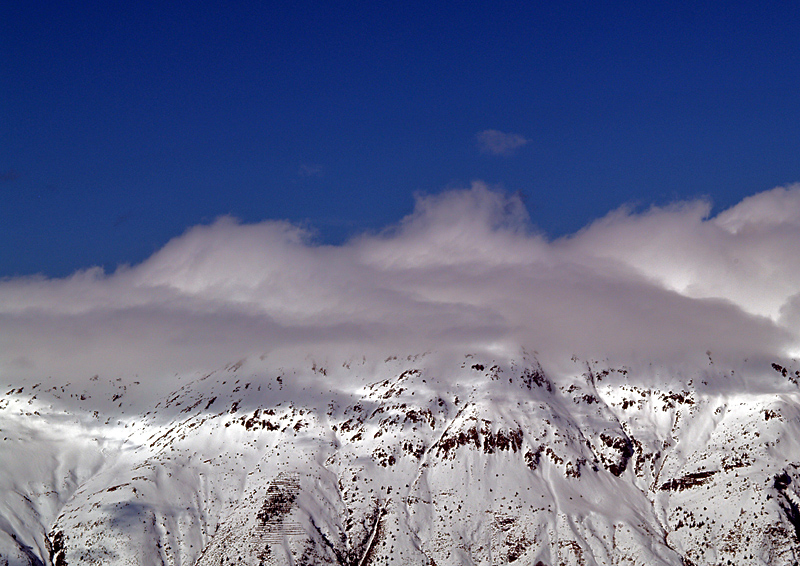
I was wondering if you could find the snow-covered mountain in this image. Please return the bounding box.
[3,351,800,566]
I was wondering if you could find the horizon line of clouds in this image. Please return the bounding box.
[2,182,800,388]
[476,130,530,155]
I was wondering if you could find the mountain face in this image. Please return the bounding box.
[2,353,800,566]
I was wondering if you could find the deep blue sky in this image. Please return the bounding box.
[2,1,799,277]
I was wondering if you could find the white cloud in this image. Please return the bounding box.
[1,182,799,396]
[476,130,530,155]
[562,185,800,321]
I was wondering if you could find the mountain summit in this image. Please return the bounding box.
[2,351,799,565]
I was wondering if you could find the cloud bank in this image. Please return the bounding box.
[476,130,530,155]
[2,183,800,388]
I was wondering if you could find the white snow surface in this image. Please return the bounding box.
[2,351,800,565]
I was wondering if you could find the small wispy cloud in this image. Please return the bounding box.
[476,130,529,155]
[0,169,19,182]
[298,163,324,178]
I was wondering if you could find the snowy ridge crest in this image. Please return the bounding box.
[2,352,800,565]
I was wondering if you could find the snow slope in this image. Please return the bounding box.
[2,352,800,565]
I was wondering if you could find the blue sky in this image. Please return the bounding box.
[2,1,799,277]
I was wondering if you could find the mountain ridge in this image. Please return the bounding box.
[2,352,800,565]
